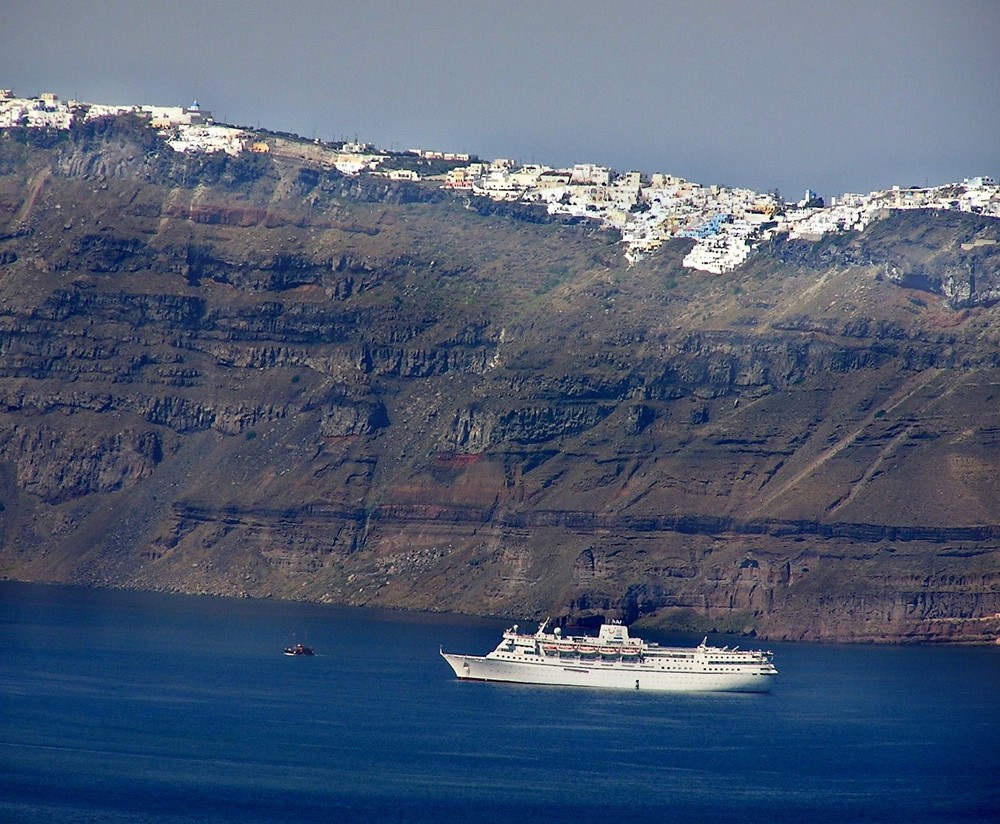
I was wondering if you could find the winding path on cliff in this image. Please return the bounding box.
[750,368,942,517]
[823,374,969,517]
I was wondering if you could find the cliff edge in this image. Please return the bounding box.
[1,120,999,642]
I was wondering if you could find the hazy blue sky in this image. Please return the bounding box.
[3,0,998,198]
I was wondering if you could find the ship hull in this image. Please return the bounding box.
[441,651,774,693]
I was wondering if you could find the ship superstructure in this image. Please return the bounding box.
[441,620,777,693]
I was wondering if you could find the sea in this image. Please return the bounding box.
[1,582,998,824]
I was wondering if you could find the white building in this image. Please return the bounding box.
[143,102,210,127]
[571,163,613,186]
[165,124,249,156]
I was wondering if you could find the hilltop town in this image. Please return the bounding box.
[2,88,998,274]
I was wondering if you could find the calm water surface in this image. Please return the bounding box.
[1,582,998,823]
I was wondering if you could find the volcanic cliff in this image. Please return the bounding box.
[1,118,999,642]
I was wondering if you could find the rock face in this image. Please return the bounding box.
[768,211,1000,309]
[1,119,999,643]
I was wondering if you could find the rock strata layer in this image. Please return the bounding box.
[0,121,999,642]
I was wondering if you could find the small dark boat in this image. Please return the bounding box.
[283,643,314,656]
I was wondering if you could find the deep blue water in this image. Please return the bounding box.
[1,582,998,823]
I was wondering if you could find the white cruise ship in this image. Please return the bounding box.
[441,620,777,693]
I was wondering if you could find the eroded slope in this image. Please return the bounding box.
[1,123,998,642]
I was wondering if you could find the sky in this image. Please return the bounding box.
[3,0,999,199]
